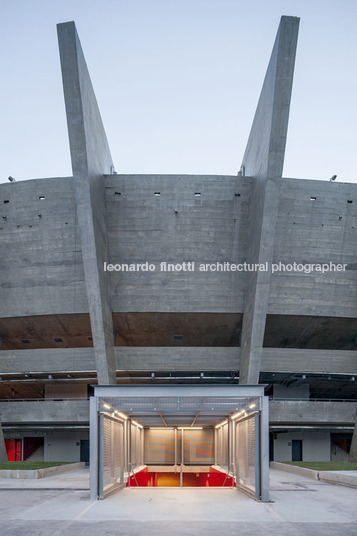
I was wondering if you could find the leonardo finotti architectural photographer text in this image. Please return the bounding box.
[103,261,348,274]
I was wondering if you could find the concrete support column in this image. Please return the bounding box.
[349,411,357,462]
[239,16,299,384]
[57,22,116,384]
[0,423,7,463]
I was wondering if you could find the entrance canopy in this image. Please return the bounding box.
[95,385,262,427]
[90,385,269,501]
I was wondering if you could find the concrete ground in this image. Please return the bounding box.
[0,468,356,535]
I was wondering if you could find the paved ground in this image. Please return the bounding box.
[0,468,356,535]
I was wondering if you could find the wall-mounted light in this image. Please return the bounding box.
[230,410,244,420]
[215,420,228,429]
[115,411,127,420]
[132,419,143,429]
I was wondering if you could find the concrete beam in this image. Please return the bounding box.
[0,400,89,424]
[0,347,238,373]
[239,16,299,384]
[0,347,355,375]
[57,22,116,384]
[0,348,96,373]
[114,347,240,372]
[270,400,356,425]
[261,348,357,374]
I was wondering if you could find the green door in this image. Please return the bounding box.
[80,439,90,465]
[291,440,302,461]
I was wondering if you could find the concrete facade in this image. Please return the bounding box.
[0,16,356,464]
[44,431,89,463]
[273,431,331,462]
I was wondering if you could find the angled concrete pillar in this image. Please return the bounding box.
[349,411,357,462]
[0,423,7,463]
[239,16,299,384]
[57,22,116,384]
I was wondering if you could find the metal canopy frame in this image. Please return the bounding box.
[90,384,269,501]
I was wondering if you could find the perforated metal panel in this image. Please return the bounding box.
[102,416,113,490]
[99,414,125,498]
[113,419,124,482]
[234,414,258,496]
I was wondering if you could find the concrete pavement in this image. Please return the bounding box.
[0,468,355,535]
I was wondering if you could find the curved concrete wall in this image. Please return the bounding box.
[1,175,356,320]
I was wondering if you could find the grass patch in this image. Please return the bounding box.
[281,461,357,471]
[0,462,75,470]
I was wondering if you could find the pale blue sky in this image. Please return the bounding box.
[0,0,356,183]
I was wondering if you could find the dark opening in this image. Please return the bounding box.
[23,437,44,461]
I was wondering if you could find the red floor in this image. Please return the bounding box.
[128,467,235,487]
